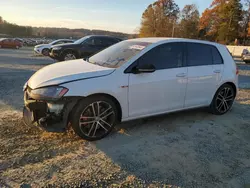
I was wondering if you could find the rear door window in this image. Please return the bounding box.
[187,43,213,66]
[101,38,117,46]
[93,38,103,46]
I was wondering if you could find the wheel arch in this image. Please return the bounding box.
[211,82,237,104]
[219,82,237,96]
[87,93,122,122]
[67,93,122,123]
[62,48,79,58]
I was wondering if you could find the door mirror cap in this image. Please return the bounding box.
[132,64,156,74]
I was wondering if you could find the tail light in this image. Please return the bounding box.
[236,67,239,75]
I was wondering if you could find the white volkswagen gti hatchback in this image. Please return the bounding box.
[23,38,238,141]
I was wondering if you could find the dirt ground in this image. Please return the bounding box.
[0,48,250,187]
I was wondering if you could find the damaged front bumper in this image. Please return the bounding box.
[23,89,78,132]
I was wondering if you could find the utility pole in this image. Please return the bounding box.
[226,11,233,44]
[243,1,250,45]
[172,19,176,37]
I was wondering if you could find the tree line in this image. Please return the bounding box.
[0,16,33,37]
[0,16,132,39]
[1,0,250,44]
[139,0,250,45]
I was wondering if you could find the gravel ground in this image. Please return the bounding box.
[0,48,250,187]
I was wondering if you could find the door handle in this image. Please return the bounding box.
[214,70,221,73]
[176,73,186,77]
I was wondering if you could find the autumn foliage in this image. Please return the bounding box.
[139,0,250,44]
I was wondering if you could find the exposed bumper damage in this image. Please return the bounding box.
[23,90,78,132]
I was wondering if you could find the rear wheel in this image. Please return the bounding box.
[42,48,49,56]
[209,84,236,115]
[71,96,118,141]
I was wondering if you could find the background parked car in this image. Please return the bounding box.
[23,39,37,47]
[14,38,24,46]
[242,53,250,64]
[241,48,249,59]
[0,38,22,49]
[34,39,75,56]
[49,35,122,61]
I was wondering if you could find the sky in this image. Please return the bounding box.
[0,0,213,34]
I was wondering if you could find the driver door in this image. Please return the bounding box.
[127,42,188,117]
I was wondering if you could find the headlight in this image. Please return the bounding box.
[29,86,68,100]
[23,82,28,91]
[53,47,62,50]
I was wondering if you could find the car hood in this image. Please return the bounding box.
[28,59,115,89]
[35,44,51,48]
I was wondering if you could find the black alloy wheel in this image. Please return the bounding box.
[210,84,235,115]
[42,48,50,56]
[71,96,118,141]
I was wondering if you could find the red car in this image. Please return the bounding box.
[0,38,22,49]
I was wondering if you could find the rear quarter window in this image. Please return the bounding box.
[211,47,223,64]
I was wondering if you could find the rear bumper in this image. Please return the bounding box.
[23,90,78,132]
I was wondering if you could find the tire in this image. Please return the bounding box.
[16,46,20,49]
[209,84,236,115]
[71,96,119,141]
[42,48,49,56]
[63,51,77,61]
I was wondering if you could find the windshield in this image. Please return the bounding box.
[88,41,151,68]
[74,36,90,44]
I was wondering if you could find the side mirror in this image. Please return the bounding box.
[132,64,156,74]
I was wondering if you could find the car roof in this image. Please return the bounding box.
[87,35,121,40]
[127,37,224,47]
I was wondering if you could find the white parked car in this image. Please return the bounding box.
[34,39,74,56]
[23,38,238,141]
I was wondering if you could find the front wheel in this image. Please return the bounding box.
[42,48,49,56]
[71,96,118,141]
[209,84,236,115]
[63,52,77,61]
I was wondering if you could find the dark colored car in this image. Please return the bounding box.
[49,35,122,61]
[0,38,22,49]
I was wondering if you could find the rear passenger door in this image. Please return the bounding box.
[185,43,223,108]
[101,38,118,48]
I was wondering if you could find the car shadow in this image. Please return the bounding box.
[0,67,36,111]
[95,101,250,187]
[0,53,54,66]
